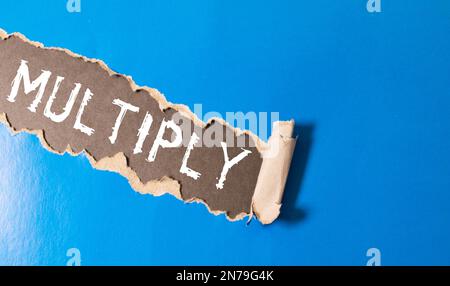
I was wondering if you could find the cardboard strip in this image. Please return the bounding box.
[0,28,296,224]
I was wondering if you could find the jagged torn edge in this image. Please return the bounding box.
[0,28,297,224]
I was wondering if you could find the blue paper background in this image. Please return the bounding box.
[0,0,449,265]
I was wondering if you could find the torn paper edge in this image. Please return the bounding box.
[251,120,297,224]
[0,28,296,224]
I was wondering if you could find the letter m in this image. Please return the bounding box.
[7,60,52,113]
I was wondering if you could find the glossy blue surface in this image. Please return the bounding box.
[0,0,450,265]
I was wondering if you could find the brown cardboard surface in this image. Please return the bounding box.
[0,28,296,224]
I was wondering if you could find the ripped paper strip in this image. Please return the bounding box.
[0,29,296,224]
